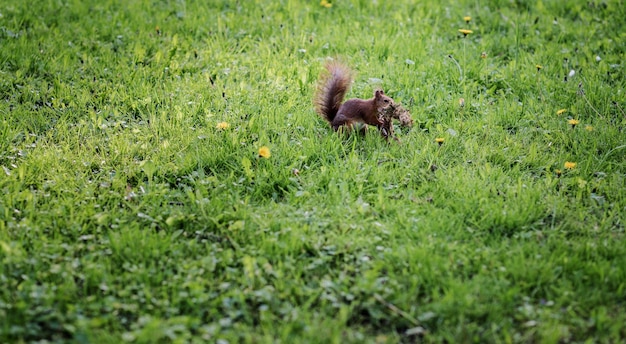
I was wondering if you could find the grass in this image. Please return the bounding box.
[1,0,625,342]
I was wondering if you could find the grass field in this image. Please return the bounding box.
[1,0,625,342]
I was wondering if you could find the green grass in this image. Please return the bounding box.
[1,0,625,342]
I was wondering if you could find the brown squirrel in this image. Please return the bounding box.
[314,61,395,133]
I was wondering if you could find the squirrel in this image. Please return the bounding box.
[314,61,395,133]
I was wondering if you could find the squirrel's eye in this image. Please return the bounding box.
[384,99,389,103]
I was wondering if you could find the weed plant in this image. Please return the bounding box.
[1,0,625,343]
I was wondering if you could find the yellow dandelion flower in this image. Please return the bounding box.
[564,161,577,170]
[536,64,543,71]
[258,146,271,158]
[458,29,473,36]
[464,16,472,23]
[585,125,593,131]
[320,0,332,8]
[216,121,230,129]
[435,137,445,146]
[568,119,580,128]
[556,108,567,115]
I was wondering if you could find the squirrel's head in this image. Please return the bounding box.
[374,89,394,110]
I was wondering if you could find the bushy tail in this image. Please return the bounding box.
[314,61,352,124]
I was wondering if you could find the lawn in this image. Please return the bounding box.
[1,0,625,343]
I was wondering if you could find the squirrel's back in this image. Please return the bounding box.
[314,61,353,123]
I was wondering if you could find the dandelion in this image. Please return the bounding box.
[556,108,567,115]
[480,51,488,59]
[564,161,577,170]
[458,29,473,36]
[585,125,593,131]
[568,118,580,128]
[536,64,543,71]
[320,0,332,8]
[435,137,445,146]
[216,121,230,129]
[258,146,271,158]
[464,16,472,23]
